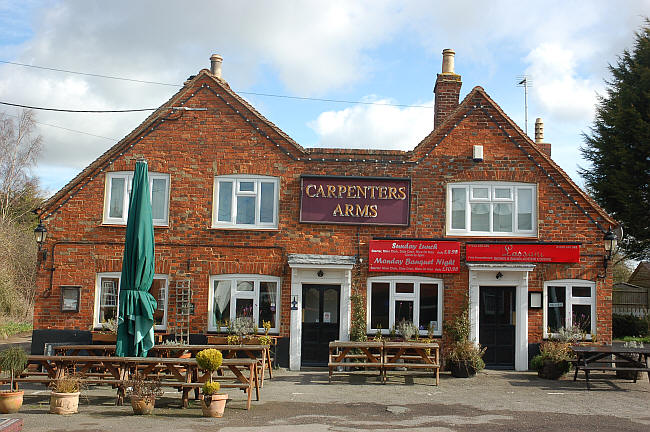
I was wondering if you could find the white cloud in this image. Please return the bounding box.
[309,98,434,150]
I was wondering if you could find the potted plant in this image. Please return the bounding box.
[50,374,83,414]
[396,320,417,341]
[444,307,486,378]
[126,374,163,415]
[530,341,573,379]
[196,348,227,417]
[0,347,28,414]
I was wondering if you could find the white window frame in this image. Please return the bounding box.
[93,272,169,331]
[103,171,170,226]
[207,274,281,334]
[446,182,537,237]
[212,175,279,229]
[366,276,443,336]
[543,279,596,339]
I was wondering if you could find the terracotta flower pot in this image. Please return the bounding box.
[200,393,228,418]
[0,390,24,414]
[50,391,80,414]
[131,396,156,415]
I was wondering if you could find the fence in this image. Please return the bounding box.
[613,285,649,317]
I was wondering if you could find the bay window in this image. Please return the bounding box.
[447,182,536,236]
[208,275,281,333]
[543,279,596,338]
[103,172,170,225]
[367,277,443,336]
[212,175,279,229]
[94,273,168,330]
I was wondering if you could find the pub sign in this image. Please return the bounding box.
[300,175,410,226]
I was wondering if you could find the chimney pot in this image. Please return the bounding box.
[210,54,223,78]
[535,118,544,143]
[441,49,456,74]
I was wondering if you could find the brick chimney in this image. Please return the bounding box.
[535,118,551,157]
[434,49,462,130]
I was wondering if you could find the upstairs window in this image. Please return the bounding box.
[103,172,170,226]
[447,182,536,237]
[212,175,279,229]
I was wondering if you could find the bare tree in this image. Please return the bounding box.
[0,109,43,225]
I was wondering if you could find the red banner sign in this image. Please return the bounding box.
[369,240,461,273]
[300,176,410,226]
[466,243,580,263]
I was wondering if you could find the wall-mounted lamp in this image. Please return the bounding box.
[34,222,48,263]
[291,295,299,311]
[496,271,503,280]
[603,227,617,270]
[317,270,324,278]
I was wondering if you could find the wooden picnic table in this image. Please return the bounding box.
[11,355,259,409]
[328,340,440,385]
[54,343,272,384]
[571,345,650,390]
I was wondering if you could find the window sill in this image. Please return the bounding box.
[209,226,280,232]
[100,223,169,229]
[446,233,538,239]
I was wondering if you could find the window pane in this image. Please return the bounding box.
[213,280,231,325]
[451,188,466,230]
[494,188,511,199]
[259,282,277,329]
[236,196,256,224]
[547,286,566,332]
[419,284,438,332]
[218,181,233,222]
[150,278,166,326]
[303,287,319,323]
[572,304,591,333]
[572,286,591,297]
[235,298,254,319]
[472,187,489,199]
[323,288,338,324]
[239,181,254,192]
[370,283,389,330]
[99,278,119,324]
[470,203,490,231]
[151,178,167,221]
[395,300,413,324]
[493,203,513,232]
[396,283,414,293]
[517,189,533,231]
[260,182,275,223]
[109,177,125,219]
[236,280,254,291]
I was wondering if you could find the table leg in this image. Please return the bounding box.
[266,347,273,379]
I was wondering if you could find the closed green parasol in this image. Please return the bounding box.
[116,160,157,357]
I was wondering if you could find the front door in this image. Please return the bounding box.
[301,284,340,366]
[479,286,516,368]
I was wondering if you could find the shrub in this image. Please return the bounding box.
[444,309,470,343]
[258,335,272,346]
[196,349,223,374]
[612,314,649,339]
[396,320,417,340]
[447,340,486,372]
[50,374,83,393]
[0,346,28,390]
[202,381,221,396]
[126,374,163,401]
[530,341,573,373]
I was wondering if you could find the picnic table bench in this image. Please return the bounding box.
[328,340,440,385]
[571,345,650,390]
[2,355,259,409]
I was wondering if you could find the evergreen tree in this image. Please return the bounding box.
[581,20,650,260]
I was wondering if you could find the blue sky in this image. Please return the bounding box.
[0,1,648,195]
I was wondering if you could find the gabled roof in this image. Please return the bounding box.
[628,261,650,288]
[411,85,616,229]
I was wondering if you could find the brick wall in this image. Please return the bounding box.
[33,73,613,344]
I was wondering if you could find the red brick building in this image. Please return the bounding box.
[32,50,616,370]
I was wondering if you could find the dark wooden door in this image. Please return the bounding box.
[479,286,516,368]
[301,284,340,366]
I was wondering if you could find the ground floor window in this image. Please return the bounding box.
[366,276,443,336]
[94,273,168,330]
[543,279,596,338]
[208,274,280,334]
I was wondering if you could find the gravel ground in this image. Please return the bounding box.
[2,368,649,431]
